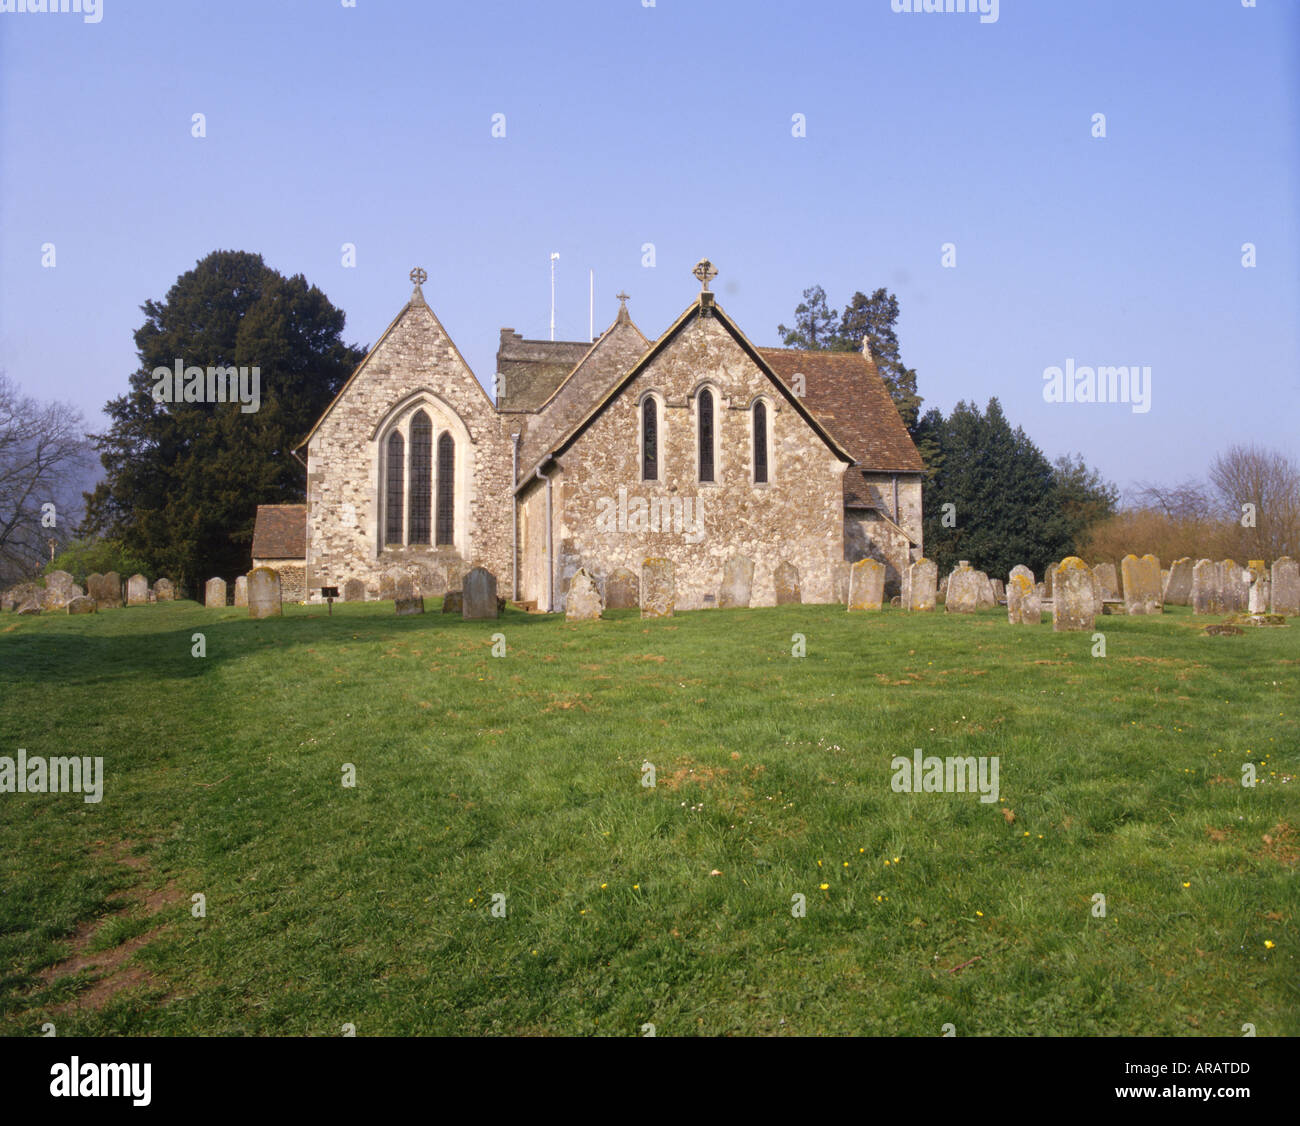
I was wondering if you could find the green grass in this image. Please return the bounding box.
[1,599,1296,1036]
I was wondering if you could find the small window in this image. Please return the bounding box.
[385,431,404,544]
[408,411,432,545]
[754,401,768,483]
[642,398,658,481]
[436,432,455,546]
[698,389,714,483]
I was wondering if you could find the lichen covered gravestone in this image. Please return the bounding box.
[1120,554,1162,614]
[205,578,227,608]
[977,572,997,609]
[66,596,96,615]
[718,555,754,609]
[1247,561,1270,614]
[847,559,885,611]
[126,573,150,606]
[233,576,248,607]
[945,562,981,614]
[1164,558,1193,606]
[1006,573,1041,625]
[774,560,801,605]
[343,578,366,603]
[566,568,603,621]
[641,558,675,619]
[153,578,175,601]
[247,566,282,619]
[1220,560,1248,612]
[1191,559,1218,614]
[1271,557,1298,616]
[1092,563,1119,602]
[462,567,499,620]
[441,591,463,614]
[604,568,638,610]
[830,561,852,605]
[903,558,937,611]
[1052,557,1096,632]
[395,595,425,616]
[91,572,123,610]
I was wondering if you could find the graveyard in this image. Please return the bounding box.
[0,592,1295,1036]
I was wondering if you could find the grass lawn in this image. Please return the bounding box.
[0,598,1296,1036]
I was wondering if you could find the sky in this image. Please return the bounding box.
[1,0,1296,498]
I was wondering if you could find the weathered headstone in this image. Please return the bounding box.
[153,578,175,601]
[990,578,1005,603]
[462,567,499,620]
[204,577,227,608]
[830,560,852,605]
[1247,560,1270,614]
[1220,559,1248,612]
[1044,565,1056,599]
[126,573,150,606]
[1191,559,1218,614]
[1164,558,1193,606]
[1007,573,1041,625]
[945,562,981,614]
[604,567,638,610]
[847,559,885,611]
[641,558,675,619]
[1010,564,1035,587]
[414,564,447,599]
[395,596,425,616]
[378,568,404,602]
[46,571,77,600]
[774,560,801,605]
[566,568,603,621]
[343,578,366,603]
[1271,557,1298,616]
[233,576,248,607]
[718,556,754,609]
[1092,562,1119,602]
[903,558,937,611]
[441,591,463,614]
[1052,557,1097,632]
[1121,554,1162,614]
[66,595,97,615]
[247,566,282,619]
[977,572,997,609]
[91,572,123,610]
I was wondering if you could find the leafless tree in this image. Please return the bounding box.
[1209,444,1300,561]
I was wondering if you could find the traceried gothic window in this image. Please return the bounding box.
[641,398,658,482]
[385,431,405,544]
[436,432,455,546]
[408,410,432,545]
[753,401,768,484]
[698,389,715,483]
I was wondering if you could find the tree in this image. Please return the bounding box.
[777,285,839,350]
[45,536,151,587]
[0,373,94,585]
[1208,444,1299,561]
[1051,453,1120,547]
[84,251,366,588]
[832,288,923,431]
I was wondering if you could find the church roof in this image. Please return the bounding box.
[251,504,307,559]
[495,333,592,412]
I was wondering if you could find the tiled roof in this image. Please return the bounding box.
[495,332,593,412]
[251,504,306,559]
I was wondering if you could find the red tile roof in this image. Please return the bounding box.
[251,504,306,559]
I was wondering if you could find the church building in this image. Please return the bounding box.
[265,261,924,611]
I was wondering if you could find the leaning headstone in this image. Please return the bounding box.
[1052,557,1097,632]
[395,596,425,616]
[718,555,754,609]
[903,558,937,611]
[945,562,981,614]
[126,573,150,606]
[604,567,638,610]
[92,572,123,610]
[153,578,175,601]
[1007,573,1041,625]
[774,561,801,605]
[1164,558,1193,606]
[66,595,96,615]
[847,559,885,611]
[1121,554,1162,614]
[1271,557,1298,616]
[247,566,283,619]
[1220,559,1248,612]
[205,577,227,608]
[343,578,366,603]
[462,567,499,620]
[441,591,463,614]
[1191,559,1218,614]
[233,576,248,607]
[641,558,675,619]
[566,568,603,621]
[1247,561,1270,614]
[1093,563,1119,602]
[977,572,997,609]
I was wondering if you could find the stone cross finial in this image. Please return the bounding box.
[410,266,428,287]
[616,291,630,305]
[692,259,718,293]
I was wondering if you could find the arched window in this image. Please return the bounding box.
[385,431,405,544]
[408,411,432,544]
[436,432,455,546]
[641,398,658,481]
[753,401,768,483]
[698,388,715,483]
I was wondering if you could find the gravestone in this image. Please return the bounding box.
[1220,559,1248,612]
[904,558,937,611]
[1164,558,1193,606]
[830,560,852,605]
[442,591,463,614]
[1035,581,1047,601]
[945,562,981,613]
[641,558,675,619]
[774,560,801,605]
[1271,557,1298,616]
[990,578,1005,602]
[1247,560,1270,614]
[378,568,405,602]
[392,572,417,602]
[205,577,227,608]
[41,584,78,611]
[566,568,603,621]
[66,596,96,615]
[414,564,447,599]
[1053,557,1097,631]
[46,571,77,601]
[977,572,997,609]
[93,572,123,610]
[1044,565,1056,599]
[1121,554,1162,614]
[233,576,248,607]
[1092,563,1119,602]
[847,559,885,611]
[1010,564,1035,587]
[395,596,425,616]
[1191,559,1218,613]
[718,555,754,609]
[126,573,150,606]
[247,566,283,619]
[462,567,499,620]
[604,567,638,610]
[343,578,366,603]
[153,578,175,601]
[1007,573,1041,625]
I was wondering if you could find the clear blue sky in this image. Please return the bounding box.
[2,0,1296,496]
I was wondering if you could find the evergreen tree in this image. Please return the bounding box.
[832,288,923,431]
[777,285,839,350]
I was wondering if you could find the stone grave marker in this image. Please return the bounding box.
[904,558,937,611]
[233,576,248,607]
[127,573,150,606]
[774,560,801,605]
[566,568,603,621]
[605,568,638,610]
[1052,557,1096,632]
[247,566,283,619]
[641,558,675,619]
[847,559,885,611]
[343,578,366,603]
[1007,573,1041,625]
[205,577,227,608]
[718,555,754,609]
[1271,557,1298,616]
[462,567,499,620]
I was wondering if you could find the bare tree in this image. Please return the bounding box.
[0,373,94,585]
[1209,444,1300,561]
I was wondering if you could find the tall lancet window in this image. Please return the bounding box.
[436,432,455,546]
[641,398,658,481]
[408,411,432,544]
[753,401,768,484]
[385,431,405,545]
[698,389,715,483]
